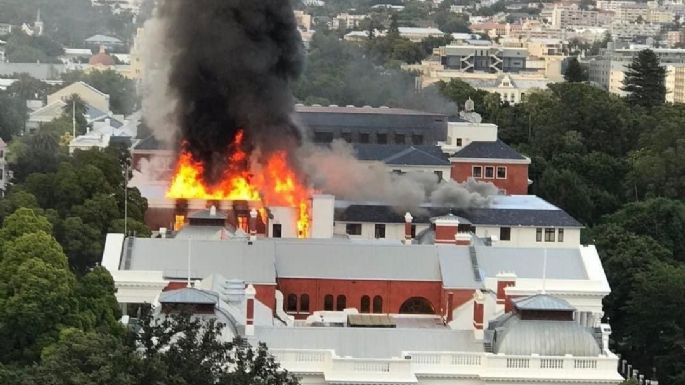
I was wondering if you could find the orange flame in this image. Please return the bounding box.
[166,131,310,238]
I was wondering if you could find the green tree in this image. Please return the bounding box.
[622,49,666,108]
[564,57,587,82]
[74,267,122,333]
[61,217,104,273]
[0,208,52,245]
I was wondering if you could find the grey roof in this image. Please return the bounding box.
[494,317,600,356]
[453,140,526,160]
[188,209,229,220]
[335,205,583,228]
[126,238,277,284]
[353,144,450,166]
[159,287,217,305]
[134,135,165,151]
[437,246,483,289]
[253,326,482,358]
[475,246,588,280]
[295,105,441,116]
[513,294,576,311]
[0,63,67,80]
[85,34,123,43]
[274,241,442,281]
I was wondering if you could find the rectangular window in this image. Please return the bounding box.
[346,223,362,235]
[497,166,507,179]
[558,228,564,242]
[341,132,352,143]
[411,224,417,238]
[456,138,462,146]
[376,133,388,144]
[394,134,405,144]
[536,228,542,242]
[374,224,386,239]
[272,224,282,238]
[412,134,424,145]
[434,170,443,181]
[472,166,482,178]
[359,133,370,143]
[545,228,555,242]
[313,131,333,143]
[499,227,511,241]
[485,166,495,179]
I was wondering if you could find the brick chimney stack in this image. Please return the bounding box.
[473,290,485,339]
[249,208,258,243]
[245,284,256,336]
[403,212,413,245]
[496,272,517,313]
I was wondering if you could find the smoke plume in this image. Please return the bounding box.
[153,0,304,184]
[298,141,498,212]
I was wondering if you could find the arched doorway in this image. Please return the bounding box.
[399,297,435,314]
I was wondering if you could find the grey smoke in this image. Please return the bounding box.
[298,140,498,210]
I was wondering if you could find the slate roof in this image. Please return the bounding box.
[134,135,166,151]
[353,144,450,166]
[512,294,576,311]
[453,139,526,160]
[335,205,583,228]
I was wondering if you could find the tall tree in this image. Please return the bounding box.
[564,57,587,82]
[622,49,666,108]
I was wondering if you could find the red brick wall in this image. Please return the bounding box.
[435,225,458,243]
[441,289,475,320]
[276,278,443,319]
[451,162,529,195]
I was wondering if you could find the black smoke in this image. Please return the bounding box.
[158,0,304,184]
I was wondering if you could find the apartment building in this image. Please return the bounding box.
[438,45,529,73]
[551,6,600,28]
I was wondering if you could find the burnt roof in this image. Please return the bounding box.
[335,205,582,227]
[134,135,165,151]
[353,144,450,166]
[453,140,526,160]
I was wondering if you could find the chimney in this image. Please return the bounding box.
[159,227,167,238]
[210,205,217,217]
[496,272,517,313]
[473,290,485,339]
[403,212,413,245]
[249,208,257,242]
[245,284,256,336]
[433,213,461,244]
[310,194,334,239]
[455,231,472,246]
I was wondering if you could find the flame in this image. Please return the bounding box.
[166,130,310,238]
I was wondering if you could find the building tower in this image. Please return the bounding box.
[34,9,44,36]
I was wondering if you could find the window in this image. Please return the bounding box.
[412,134,424,145]
[313,131,333,143]
[374,224,386,239]
[300,294,310,312]
[359,133,370,143]
[434,170,443,181]
[346,223,362,235]
[558,228,564,242]
[536,228,542,242]
[341,132,352,143]
[272,224,282,238]
[499,227,511,241]
[336,295,347,311]
[545,228,555,242]
[324,294,334,311]
[286,294,297,312]
[456,138,463,146]
[373,296,383,313]
[472,166,482,178]
[497,166,507,179]
[376,133,388,144]
[411,224,416,238]
[361,295,370,313]
[485,166,495,179]
[394,134,405,144]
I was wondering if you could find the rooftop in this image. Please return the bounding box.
[512,294,576,311]
[353,144,450,166]
[452,139,528,160]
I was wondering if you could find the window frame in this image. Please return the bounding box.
[499,226,511,241]
[300,294,310,313]
[496,166,507,179]
[544,228,555,242]
[558,228,564,242]
[345,223,362,236]
[374,223,386,239]
[286,294,298,313]
[376,133,388,144]
[336,295,347,311]
[536,227,542,242]
[484,166,495,179]
[472,166,483,178]
[373,295,383,313]
[361,295,370,313]
[456,138,463,146]
[324,294,334,311]
[272,223,282,238]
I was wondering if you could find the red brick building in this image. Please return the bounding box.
[450,140,531,195]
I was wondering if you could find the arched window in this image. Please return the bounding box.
[286,294,297,312]
[324,294,334,311]
[360,295,370,313]
[399,297,435,314]
[300,294,310,313]
[373,295,383,313]
[336,295,347,311]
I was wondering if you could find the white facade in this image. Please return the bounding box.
[476,225,581,248]
[440,121,498,153]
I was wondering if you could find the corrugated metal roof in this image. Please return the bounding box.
[437,246,483,289]
[475,246,588,280]
[513,294,576,311]
[253,326,482,358]
[159,287,217,305]
[494,317,600,356]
